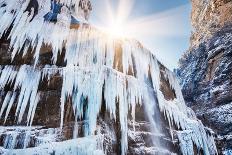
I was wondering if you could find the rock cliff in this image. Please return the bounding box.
[190,0,232,48]
[177,0,232,154]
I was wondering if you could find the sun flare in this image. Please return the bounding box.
[93,0,189,41]
[104,20,128,38]
[93,0,135,38]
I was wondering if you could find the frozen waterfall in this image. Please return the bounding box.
[0,0,217,155]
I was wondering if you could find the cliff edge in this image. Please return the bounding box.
[177,0,232,154]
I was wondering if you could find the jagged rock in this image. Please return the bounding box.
[177,0,232,153]
[190,0,232,48]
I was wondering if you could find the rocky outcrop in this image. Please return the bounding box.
[190,0,232,48]
[177,0,232,154]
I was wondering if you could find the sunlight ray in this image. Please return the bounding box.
[91,2,190,39]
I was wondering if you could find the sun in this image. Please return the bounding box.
[105,19,128,38]
[93,0,135,39]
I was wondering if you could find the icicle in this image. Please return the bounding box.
[104,69,117,119]
[4,92,17,123]
[0,0,23,37]
[117,74,128,155]
[60,66,105,134]
[0,92,12,118]
[131,41,150,81]
[105,38,115,68]
[122,40,134,74]
[42,65,61,81]
[65,29,81,66]
[59,65,147,154]
[27,93,40,126]
[51,5,71,64]
[0,66,18,89]
[60,66,74,128]
[127,76,143,131]
[13,65,41,124]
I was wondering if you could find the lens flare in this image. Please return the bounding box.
[92,0,189,39]
[106,21,125,37]
[90,0,191,69]
[91,0,134,38]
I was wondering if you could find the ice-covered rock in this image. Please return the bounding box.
[0,0,217,155]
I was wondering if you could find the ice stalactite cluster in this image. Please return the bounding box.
[0,64,217,155]
[0,0,218,155]
[3,137,104,155]
[177,125,218,155]
[0,65,41,126]
[150,64,218,155]
[0,127,61,150]
[0,127,103,155]
[0,0,94,66]
[43,65,146,155]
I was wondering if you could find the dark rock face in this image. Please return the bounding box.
[177,12,232,155]
[178,24,232,111]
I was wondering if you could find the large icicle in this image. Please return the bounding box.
[4,92,17,123]
[0,66,18,88]
[0,92,12,119]
[13,65,41,124]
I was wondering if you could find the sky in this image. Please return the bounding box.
[89,0,192,70]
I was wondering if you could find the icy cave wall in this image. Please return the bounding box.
[0,0,217,155]
[177,0,232,154]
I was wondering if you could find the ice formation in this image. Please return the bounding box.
[0,0,217,155]
[1,136,104,155]
[0,126,61,149]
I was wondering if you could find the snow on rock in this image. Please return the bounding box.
[207,102,232,125]
[0,134,103,155]
[177,12,232,152]
[0,126,61,149]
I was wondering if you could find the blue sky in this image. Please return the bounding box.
[90,0,192,70]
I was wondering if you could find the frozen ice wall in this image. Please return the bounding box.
[0,0,217,155]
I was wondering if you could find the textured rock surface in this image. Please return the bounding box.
[177,0,232,153]
[190,0,232,48]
